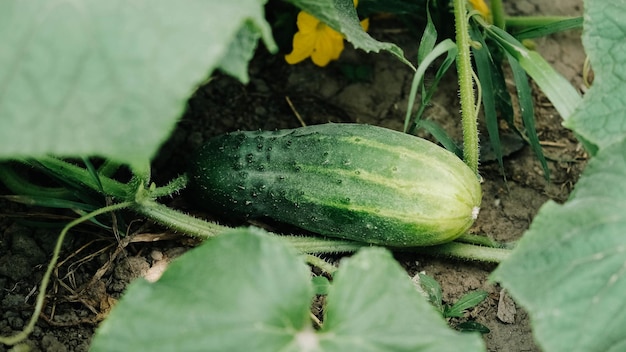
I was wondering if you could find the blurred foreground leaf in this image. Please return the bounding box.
[492,138,626,352]
[565,1,626,150]
[319,248,484,351]
[91,228,312,351]
[92,228,484,351]
[0,0,275,168]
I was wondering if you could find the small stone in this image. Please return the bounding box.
[150,250,164,261]
[497,289,517,324]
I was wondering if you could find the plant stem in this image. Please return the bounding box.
[413,242,510,263]
[284,235,367,254]
[133,199,366,252]
[133,199,509,263]
[453,0,479,174]
[305,255,338,275]
[97,159,123,178]
[456,233,507,248]
[505,16,578,28]
[280,234,509,263]
[132,199,222,239]
[490,0,506,28]
[150,174,189,198]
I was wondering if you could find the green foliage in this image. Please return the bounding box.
[492,141,626,351]
[404,5,457,135]
[357,0,427,17]
[482,23,581,122]
[467,16,576,178]
[444,291,488,319]
[312,275,331,295]
[418,273,489,332]
[91,228,484,351]
[564,2,626,150]
[511,17,583,40]
[0,0,276,168]
[92,227,313,351]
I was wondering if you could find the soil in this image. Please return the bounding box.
[0,0,585,351]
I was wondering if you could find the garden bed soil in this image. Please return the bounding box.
[0,0,585,350]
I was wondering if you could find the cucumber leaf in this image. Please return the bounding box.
[91,228,484,351]
[319,247,484,351]
[492,138,626,352]
[564,1,626,150]
[488,4,626,350]
[0,1,275,168]
[91,227,313,352]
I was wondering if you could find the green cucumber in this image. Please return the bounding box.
[188,123,481,247]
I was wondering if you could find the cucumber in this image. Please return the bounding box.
[188,123,481,247]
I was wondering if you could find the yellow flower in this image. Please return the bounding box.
[468,0,491,20]
[285,1,369,67]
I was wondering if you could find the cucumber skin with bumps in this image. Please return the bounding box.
[188,123,482,247]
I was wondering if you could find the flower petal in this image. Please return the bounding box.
[323,24,344,41]
[285,31,316,64]
[468,0,490,19]
[296,11,320,33]
[311,31,344,67]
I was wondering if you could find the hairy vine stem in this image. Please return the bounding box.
[490,0,506,28]
[453,0,480,175]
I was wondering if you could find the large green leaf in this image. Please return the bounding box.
[492,138,626,352]
[90,227,313,352]
[0,1,275,168]
[493,3,626,350]
[564,0,626,149]
[285,0,414,69]
[319,247,484,351]
[91,228,484,351]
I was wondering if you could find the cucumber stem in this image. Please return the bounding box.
[453,0,480,174]
[133,199,222,239]
[490,0,506,29]
[134,199,509,263]
[150,174,189,198]
[284,235,367,254]
[456,233,507,248]
[505,15,577,28]
[412,242,510,263]
[305,255,338,275]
